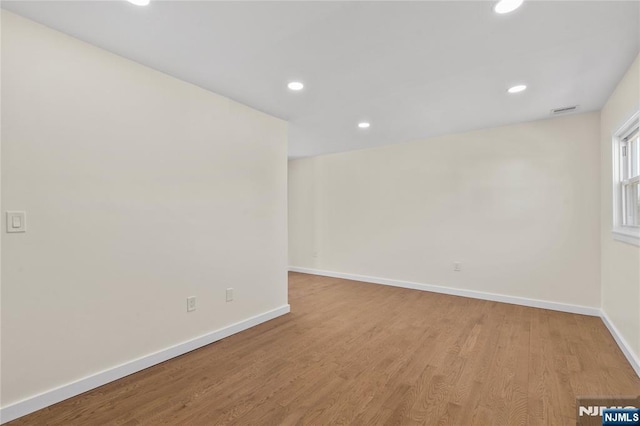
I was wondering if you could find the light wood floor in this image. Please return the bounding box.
[10,272,640,425]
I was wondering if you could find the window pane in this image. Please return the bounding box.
[623,182,640,226]
[631,136,640,179]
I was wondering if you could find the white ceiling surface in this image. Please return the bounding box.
[3,1,639,158]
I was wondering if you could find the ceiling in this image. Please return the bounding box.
[3,1,639,158]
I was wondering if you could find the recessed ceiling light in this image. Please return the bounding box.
[127,0,150,5]
[494,0,523,14]
[287,82,304,91]
[507,84,527,94]
[358,122,371,129]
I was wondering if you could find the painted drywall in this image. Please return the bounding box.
[289,112,601,309]
[1,11,288,408]
[600,54,640,361]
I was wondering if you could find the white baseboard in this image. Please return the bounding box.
[601,310,640,378]
[4,273,638,424]
[288,266,600,316]
[0,305,291,425]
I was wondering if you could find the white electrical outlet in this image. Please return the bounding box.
[187,296,196,312]
[6,211,26,233]
[226,288,234,302]
[453,262,462,272]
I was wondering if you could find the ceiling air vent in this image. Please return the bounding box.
[550,105,579,115]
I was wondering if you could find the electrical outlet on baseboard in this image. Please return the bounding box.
[226,288,234,302]
[453,262,462,272]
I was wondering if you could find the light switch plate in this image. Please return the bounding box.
[226,288,234,302]
[6,211,26,233]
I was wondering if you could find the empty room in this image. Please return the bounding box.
[1,1,639,425]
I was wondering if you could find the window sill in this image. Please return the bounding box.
[612,227,640,247]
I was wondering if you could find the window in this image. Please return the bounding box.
[612,111,640,246]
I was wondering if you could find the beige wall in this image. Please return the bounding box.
[289,112,601,309]
[600,54,640,359]
[1,12,288,407]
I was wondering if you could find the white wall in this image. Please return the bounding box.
[1,11,288,409]
[289,112,601,309]
[600,55,640,361]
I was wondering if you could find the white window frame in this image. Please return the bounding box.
[612,111,640,246]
